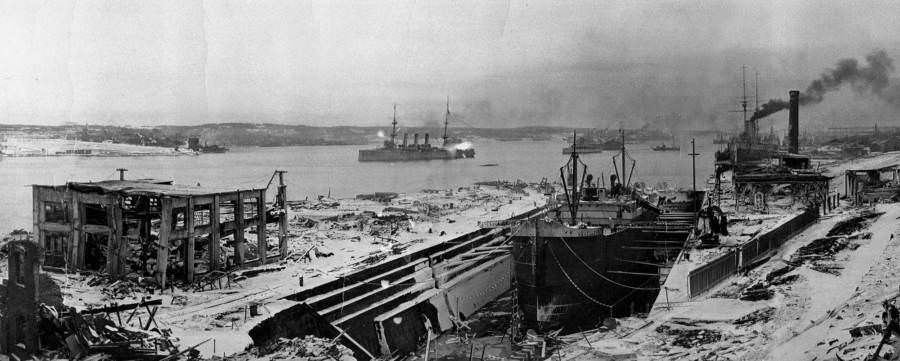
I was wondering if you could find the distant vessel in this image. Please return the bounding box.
[652,143,680,151]
[652,138,680,151]
[561,130,622,154]
[187,137,229,153]
[358,99,475,162]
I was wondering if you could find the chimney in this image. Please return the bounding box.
[414,133,419,145]
[424,133,430,145]
[403,133,408,147]
[789,90,799,154]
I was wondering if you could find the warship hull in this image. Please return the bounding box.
[358,148,474,162]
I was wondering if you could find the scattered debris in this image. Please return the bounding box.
[225,335,355,361]
[827,211,884,237]
[655,324,723,348]
[733,307,776,325]
[740,283,774,301]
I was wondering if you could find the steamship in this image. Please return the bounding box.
[561,130,622,154]
[358,100,475,162]
[512,131,700,331]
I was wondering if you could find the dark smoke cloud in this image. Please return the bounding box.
[750,49,900,122]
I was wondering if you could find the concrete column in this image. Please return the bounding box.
[279,184,288,259]
[185,197,196,283]
[234,192,245,266]
[257,189,267,265]
[72,194,84,269]
[157,197,173,289]
[210,194,221,271]
[32,187,42,253]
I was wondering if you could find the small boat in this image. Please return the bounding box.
[480,163,499,167]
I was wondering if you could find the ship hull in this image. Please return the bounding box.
[358,148,474,162]
[511,220,687,332]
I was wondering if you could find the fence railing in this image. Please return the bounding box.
[687,206,819,298]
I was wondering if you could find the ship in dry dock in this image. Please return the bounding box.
[358,99,475,162]
[512,131,701,332]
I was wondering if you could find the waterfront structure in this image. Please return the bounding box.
[31,173,288,288]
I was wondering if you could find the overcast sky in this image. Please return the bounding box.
[2,0,900,129]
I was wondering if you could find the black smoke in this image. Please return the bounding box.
[750,49,900,122]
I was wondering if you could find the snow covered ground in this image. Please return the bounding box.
[42,184,547,358]
[557,153,900,361]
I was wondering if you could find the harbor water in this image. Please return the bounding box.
[0,138,716,233]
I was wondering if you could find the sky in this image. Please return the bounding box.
[2,0,900,130]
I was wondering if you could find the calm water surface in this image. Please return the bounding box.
[0,138,716,233]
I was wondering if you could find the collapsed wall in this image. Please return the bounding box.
[249,228,514,360]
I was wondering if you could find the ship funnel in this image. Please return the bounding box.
[424,133,429,145]
[414,133,419,145]
[788,90,799,153]
[403,133,408,147]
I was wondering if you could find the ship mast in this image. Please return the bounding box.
[741,65,750,142]
[560,130,582,225]
[621,128,626,186]
[391,103,398,145]
[442,96,450,147]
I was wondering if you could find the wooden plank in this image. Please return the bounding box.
[257,189,267,265]
[157,197,173,288]
[186,197,196,283]
[210,194,221,271]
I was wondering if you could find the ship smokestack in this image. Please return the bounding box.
[789,90,799,154]
[403,133,408,147]
[414,133,419,145]
[424,133,429,145]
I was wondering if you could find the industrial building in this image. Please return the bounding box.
[31,172,287,288]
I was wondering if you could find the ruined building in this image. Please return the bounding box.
[32,176,288,288]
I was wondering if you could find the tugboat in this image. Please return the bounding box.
[511,130,701,332]
[358,99,475,162]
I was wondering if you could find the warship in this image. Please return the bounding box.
[512,130,700,331]
[358,99,475,162]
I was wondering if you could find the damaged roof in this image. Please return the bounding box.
[62,179,261,197]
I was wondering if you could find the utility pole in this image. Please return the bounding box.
[689,139,699,209]
[116,168,127,181]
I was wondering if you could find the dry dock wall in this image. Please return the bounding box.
[686,206,819,298]
[250,227,514,360]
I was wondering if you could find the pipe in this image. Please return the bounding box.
[424,133,429,145]
[789,90,799,154]
[403,133,408,147]
[414,133,419,145]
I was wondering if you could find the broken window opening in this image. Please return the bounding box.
[43,231,70,268]
[84,232,109,271]
[43,201,68,223]
[84,203,108,226]
[194,205,211,226]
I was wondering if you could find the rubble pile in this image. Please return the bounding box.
[733,307,776,325]
[790,236,849,264]
[826,211,884,237]
[654,324,723,348]
[36,303,182,360]
[224,336,355,361]
[739,283,774,301]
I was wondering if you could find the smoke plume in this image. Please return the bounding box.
[750,49,900,122]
